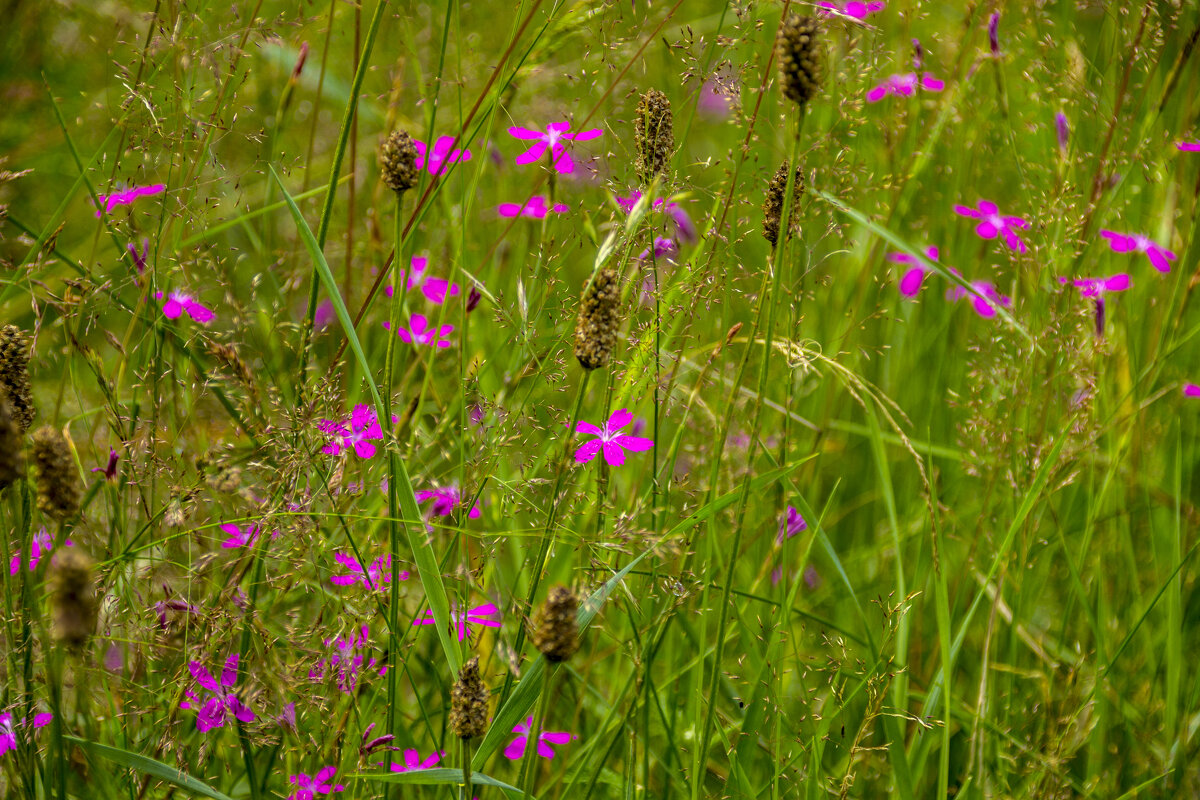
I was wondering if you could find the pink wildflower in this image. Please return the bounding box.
[1059,273,1131,299]
[314,299,336,330]
[1,712,53,757]
[1099,230,1177,273]
[309,624,383,694]
[415,486,481,519]
[698,78,735,117]
[387,749,443,772]
[181,653,255,732]
[1055,112,1070,157]
[816,1,885,18]
[318,404,384,459]
[988,12,1001,56]
[886,246,940,298]
[127,239,149,273]
[287,766,345,800]
[776,506,807,544]
[92,448,119,480]
[1178,141,1200,152]
[638,237,678,263]
[95,183,165,217]
[414,136,472,176]
[497,195,569,219]
[10,527,72,574]
[945,271,1011,319]
[330,552,406,590]
[412,603,502,642]
[617,191,697,245]
[384,256,460,305]
[383,314,454,347]
[155,291,215,324]
[1184,384,1200,397]
[866,73,944,102]
[219,522,274,549]
[507,121,604,174]
[953,200,1030,254]
[503,716,576,761]
[573,409,654,467]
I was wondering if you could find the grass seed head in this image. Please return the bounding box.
[776,15,823,109]
[380,130,419,194]
[635,88,674,185]
[0,397,23,490]
[51,548,97,652]
[0,324,36,433]
[449,655,489,740]
[532,585,580,664]
[32,425,80,522]
[762,161,805,247]
[574,268,622,371]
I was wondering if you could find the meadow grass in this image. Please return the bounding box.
[2,1,1200,798]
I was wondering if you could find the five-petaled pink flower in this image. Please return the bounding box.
[503,716,576,761]
[1179,141,1200,152]
[777,506,807,544]
[155,291,215,324]
[1099,230,1177,273]
[416,486,482,520]
[953,200,1030,254]
[1,711,53,756]
[866,73,944,102]
[1061,273,1130,336]
[945,271,1011,319]
[412,603,502,641]
[887,246,940,298]
[573,409,654,467]
[95,183,165,217]
[385,256,460,305]
[331,552,406,590]
[1184,383,1200,397]
[287,766,345,800]
[386,748,443,772]
[10,527,72,574]
[319,404,384,459]
[816,1,885,19]
[220,522,274,549]
[181,653,255,732]
[414,136,472,175]
[498,195,569,219]
[507,122,604,174]
[383,315,454,347]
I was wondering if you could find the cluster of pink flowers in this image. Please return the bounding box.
[319,404,384,459]
[331,552,406,590]
[9,527,71,574]
[309,624,384,694]
[1,711,53,757]
[287,766,345,800]
[385,256,460,305]
[416,485,482,520]
[181,653,255,732]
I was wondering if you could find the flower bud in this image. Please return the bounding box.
[776,15,823,109]
[573,268,621,371]
[531,586,580,664]
[634,89,673,185]
[449,656,489,740]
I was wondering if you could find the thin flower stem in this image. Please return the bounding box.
[385,194,407,743]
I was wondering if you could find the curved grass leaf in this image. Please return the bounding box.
[67,736,235,800]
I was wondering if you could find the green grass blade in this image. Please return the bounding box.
[67,737,236,800]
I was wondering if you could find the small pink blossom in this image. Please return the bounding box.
[887,246,940,298]
[698,78,735,117]
[330,552,406,590]
[318,404,384,459]
[1184,383,1200,397]
[507,121,604,174]
[309,624,383,694]
[497,195,569,219]
[953,200,1030,254]
[383,314,454,347]
[638,237,678,263]
[95,183,165,217]
[387,749,443,772]
[10,527,72,574]
[92,448,120,480]
[1,712,53,757]
[155,291,215,324]
[503,716,576,761]
[574,409,654,467]
[414,136,472,175]
[412,603,502,642]
[1178,141,1200,152]
[776,506,807,544]
[617,191,697,245]
[1058,273,1131,299]
[127,239,149,273]
[181,653,255,732]
[945,271,1011,319]
[816,1,885,18]
[384,256,460,305]
[1099,230,1177,273]
[314,299,336,330]
[219,522,276,549]
[866,73,944,102]
[287,766,345,800]
[415,486,481,520]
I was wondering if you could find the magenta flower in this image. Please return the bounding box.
[181,653,255,732]
[414,136,472,176]
[574,409,654,467]
[383,314,454,348]
[10,527,72,574]
[1179,141,1200,152]
[1,712,53,757]
[1061,273,1130,337]
[412,603,502,641]
[92,448,119,480]
[319,404,384,459]
[1099,230,1177,273]
[155,291,215,324]
[887,246,940,298]
[314,299,336,330]
[503,716,576,761]
[220,522,273,549]
[953,200,1030,254]
[776,506,807,544]
[698,78,735,118]
[638,237,678,263]
[1055,112,1070,157]
[331,552,406,590]
[1184,384,1200,397]
[387,749,444,772]
[287,766,345,800]
[617,191,697,245]
[508,121,603,174]
[385,256,460,305]
[310,624,383,694]
[128,239,149,273]
[498,195,569,219]
[988,12,1001,56]
[945,272,1011,319]
[95,183,165,217]
[866,73,944,102]
[816,1,885,18]
[415,486,481,519]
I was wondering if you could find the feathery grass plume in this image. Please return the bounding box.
[0,397,23,490]
[776,14,823,109]
[0,324,36,432]
[32,426,80,522]
[449,656,489,740]
[532,585,580,664]
[762,161,806,247]
[51,548,97,651]
[379,130,419,194]
[573,267,622,370]
[634,88,674,185]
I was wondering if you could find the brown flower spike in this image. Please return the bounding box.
[0,397,23,490]
[449,656,489,740]
[51,548,97,651]
[574,268,622,371]
[380,130,419,194]
[532,586,580,664]
[635,88,674,185]
[32,426,80,522]
[776,15,823,109]
[0,324,36,432]
[762,161,805,248]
